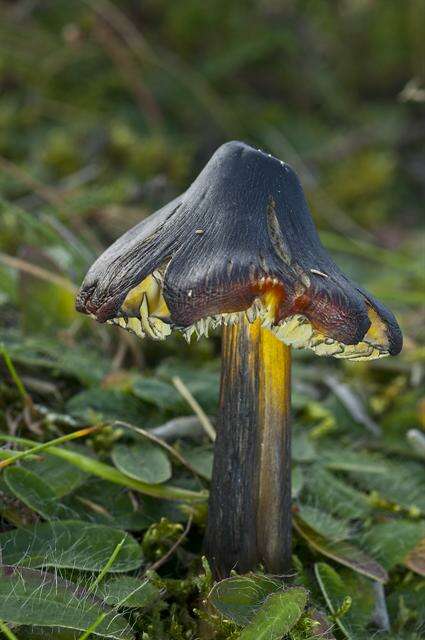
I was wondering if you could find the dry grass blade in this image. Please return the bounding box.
[0,426,101,470]
[172,376,216,441]
[0,252,77,293]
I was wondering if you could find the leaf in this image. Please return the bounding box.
[63,479,154,530]
[0,565,133,639]
[18,629,78,639]
[304,466,371,519]
[238,587,307,640]
[132,377,183,411]
[323,448,388,474]
[66,478,186,529]
[362,520,425,570]
[23,453,88,497]
[66,389,146,424]
[297,504,352,542]
[4,466,70,520]
[101,576,162,608]
[347,459,425,513]
[314,562,375,639]
[112,441,172,484]
[0,521,143,572]
[178,444,214,480]
[294,517,388,582]
[209,575,282,625]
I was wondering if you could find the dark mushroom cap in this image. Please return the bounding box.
[76,141,402,360]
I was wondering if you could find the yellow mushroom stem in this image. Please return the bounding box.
[205,316,292,576]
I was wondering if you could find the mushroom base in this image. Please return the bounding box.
[204,317,292,577]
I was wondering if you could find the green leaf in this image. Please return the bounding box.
[65,479,186,529]
[0,565,133,639]
[294,517,388,582]
[304,466,371,519]
[112,441,172,484]
[0,521,143,572]
[362,520,425,570]
[238,587,307,640]
[101,576,162,608]
[347,459,425,513]
[132,377,183,411]
[314,562,375,639]
[18,629,78,639]
[23,453,88,497]
[322,448,388,474]
[4,466,70,520]
[297,504,352,542]
[209,575,282,625]
[63,479,153,530]
[178,444,214,480]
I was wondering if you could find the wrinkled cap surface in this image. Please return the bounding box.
[76,141,402,360]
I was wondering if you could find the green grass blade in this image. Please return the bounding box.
[0,342,27,400]
[88,538,127,594]
[0,427,100,469]
[0,619,19,640]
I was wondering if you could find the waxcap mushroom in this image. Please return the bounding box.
[76,140,402,361]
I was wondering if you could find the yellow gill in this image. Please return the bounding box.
[122,272,170,320]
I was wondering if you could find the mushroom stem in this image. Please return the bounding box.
[205,317,292,577]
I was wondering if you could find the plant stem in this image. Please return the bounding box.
[87,537,126,594]
[0,434,207,503]
[172,376,216,441]
[0,619,19,640]
[205,317,292,576]
[0,426,100,470]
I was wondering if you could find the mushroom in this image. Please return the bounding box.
[76,141,402,577]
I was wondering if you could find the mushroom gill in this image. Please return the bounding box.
[105,270,393,361]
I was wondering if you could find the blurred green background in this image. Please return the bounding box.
[0,2,424,638]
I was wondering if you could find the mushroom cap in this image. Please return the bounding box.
[76,141,402,360]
